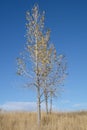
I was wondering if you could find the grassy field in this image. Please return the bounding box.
[0,111,87,130]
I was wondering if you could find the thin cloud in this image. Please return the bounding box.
[0,102,37,111]
[72,103,87,108]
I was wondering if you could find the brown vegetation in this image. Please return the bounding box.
[0,111,87,130]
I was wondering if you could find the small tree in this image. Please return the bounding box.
[49,54,67,113]
[41,44,57,114]
[42,52,67,114]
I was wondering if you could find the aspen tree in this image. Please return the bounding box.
[17,4,67,124]
[17,4,52,124]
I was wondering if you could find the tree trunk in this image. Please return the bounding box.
[37,87,41,125]
[50,95,52,114]
[45,93,48,115]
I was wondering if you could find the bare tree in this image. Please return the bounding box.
[41,44,56,114]
[17,4,54,125]
[16,4,67,124]
[43,53,67,114]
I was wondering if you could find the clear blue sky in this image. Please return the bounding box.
[0,0,87,111]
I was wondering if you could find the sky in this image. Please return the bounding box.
[0,0,87,111]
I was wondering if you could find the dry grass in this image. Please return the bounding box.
[0,111,87,130]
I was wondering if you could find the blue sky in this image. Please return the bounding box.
[0,0,87,111]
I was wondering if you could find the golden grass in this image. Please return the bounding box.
[0,111,87,130]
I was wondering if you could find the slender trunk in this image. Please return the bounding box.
[35,13,41,126]
[37,87,41,125]
[45,92,48,115]
[50,95,52,114]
